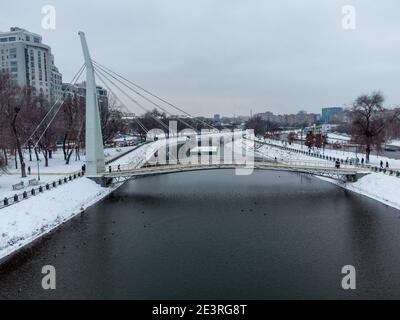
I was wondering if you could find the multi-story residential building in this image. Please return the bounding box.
[0,27,63,102]
[50,55,63,102]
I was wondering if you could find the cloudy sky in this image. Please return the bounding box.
[1,0,399,116]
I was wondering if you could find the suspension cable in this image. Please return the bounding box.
[94,67,171,132]
[92,60,218,131]
[23,64,85,148]
[93,62,201,132]
[95,69,148,134]
[94,68,182,163]
[33,65,86,148]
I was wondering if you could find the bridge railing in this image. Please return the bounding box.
[104,159,365,176]
[274,159,357,170]
[1,171,85,210]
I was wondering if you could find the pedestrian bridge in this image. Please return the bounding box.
[65,32,372,187]
[98,160,371,186]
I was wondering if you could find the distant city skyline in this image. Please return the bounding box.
[1,0,400,116]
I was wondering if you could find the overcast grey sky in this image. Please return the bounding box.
[1,0,399,116]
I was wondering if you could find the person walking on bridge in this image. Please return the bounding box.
[380,160,384,169]
[335,159,341,169]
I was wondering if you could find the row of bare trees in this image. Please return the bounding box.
[0,71,126,177]
[130,108,217,138]
[245,116,280,137]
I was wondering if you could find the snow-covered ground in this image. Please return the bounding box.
[387,139,400,147]
[319,173,400,211]
[0,146,135,200]
[0,143,151,261]
[0,179,119,261]
[327,132,351,143]
[264,138,400,169]
[252,138,400,211]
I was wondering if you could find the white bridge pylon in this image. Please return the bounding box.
[79,31,105,176]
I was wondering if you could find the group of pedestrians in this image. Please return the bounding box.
[108,165,121,173]
[380,160,390,169]
[336,157,390,170]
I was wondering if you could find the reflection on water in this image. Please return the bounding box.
[1,170,400,299]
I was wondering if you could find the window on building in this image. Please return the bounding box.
[10,48,17,59]
[26,35,30,41]
[33,37,40,43]
[0,38,8,42]
[8,37,16,42]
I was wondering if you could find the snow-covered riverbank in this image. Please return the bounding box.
[0,136,198,262]
[0,143,157,262]
[255,140,400,211]
[0,178,120,261]
[0,146,136,201]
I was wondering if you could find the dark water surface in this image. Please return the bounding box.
[1,170,400,299]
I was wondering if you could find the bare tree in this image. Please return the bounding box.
[350,92,386,163]
[56,94,85,164]
[287,132,297,145]
[305,131,314,149]
[98,95,127,144]
[31,95,58,167]
[0,72,30,177]
[0,152,5,173]
[314,133,328,149]
[0,109,12,166]
[245,115,267,137]
[139,109,168,136]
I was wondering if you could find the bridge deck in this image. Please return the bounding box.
[103,161,369,180]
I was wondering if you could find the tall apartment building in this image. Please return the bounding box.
[0,27,63,102]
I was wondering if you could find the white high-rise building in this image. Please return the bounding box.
[0,27,63,102]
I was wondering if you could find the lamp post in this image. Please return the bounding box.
[300,127,303,150]
[36,152,41,181]
[355,144,358,166]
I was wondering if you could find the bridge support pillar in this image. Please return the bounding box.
[345,174,357,183]
[79,31,105,177]
[88,176,113,187]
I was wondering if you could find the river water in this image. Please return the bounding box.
[1,170,400,299]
